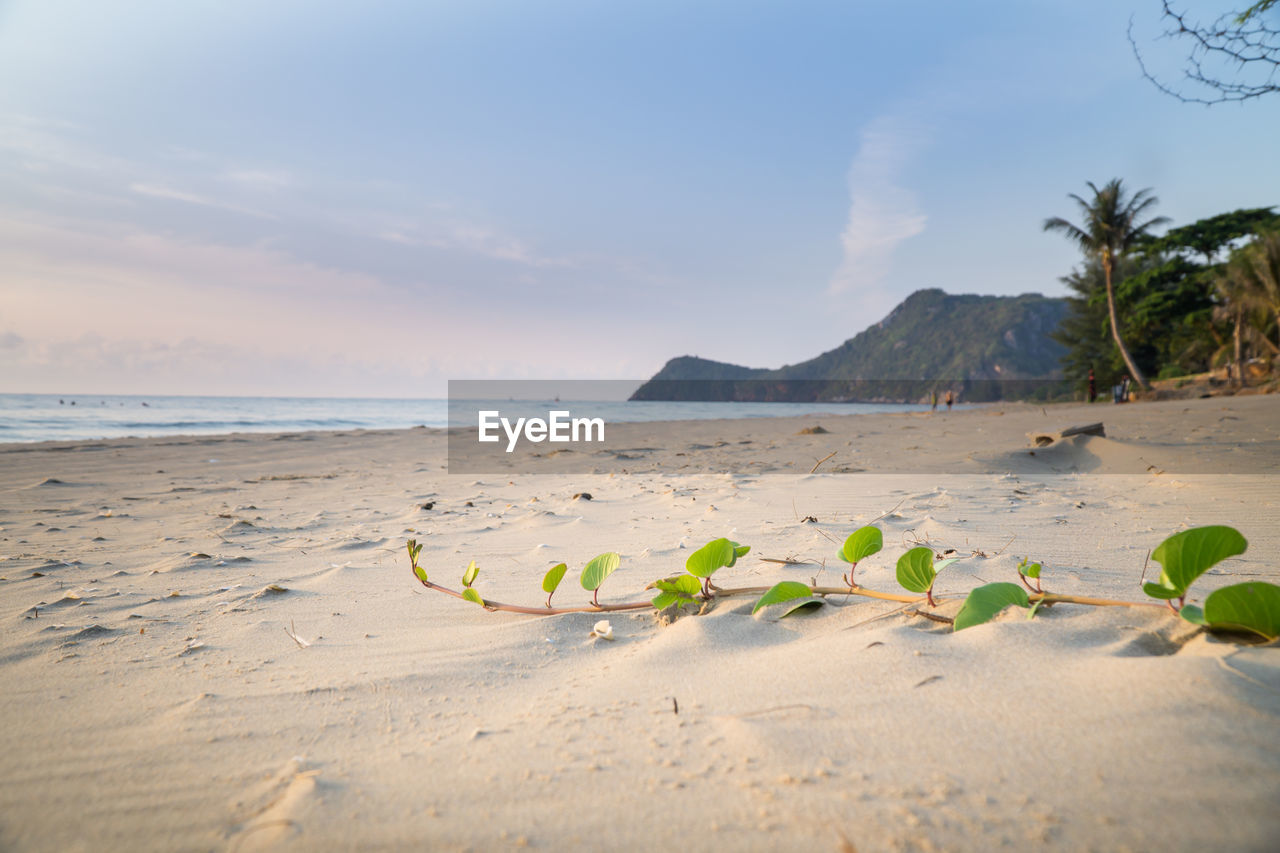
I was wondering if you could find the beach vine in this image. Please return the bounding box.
[407,522,1279,642]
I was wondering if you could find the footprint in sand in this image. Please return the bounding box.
[226,758,326,852]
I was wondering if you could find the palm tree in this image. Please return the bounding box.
[1214,229,1280,384]
[1044,179,1170,390]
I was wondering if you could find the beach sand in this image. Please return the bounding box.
[1,394,1277,851]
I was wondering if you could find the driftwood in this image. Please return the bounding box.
[1028,422,1105,447]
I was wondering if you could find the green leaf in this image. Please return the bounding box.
[751,581,813,614]
[461,588,485,606]
[1143,582,1182,600]
[1201,581,1280,641]
[778,597,825,618]
[1019,559,1042,580]
[413,563,429,584]
[672,574,702,595]
[1179,604,1207,626]
[651,591,679,609]
[723,540,751,569]
[461,560,479,588]
[580,552,621,592]
[1146,525,1248,599]
[686,538,735,578]
[651,574,701,610]
[954,582,1030,631]
[839,526,883,564]
[896,547,937,594]
[542,563,567,595]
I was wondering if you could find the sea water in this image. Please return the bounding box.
[0,393,929,444]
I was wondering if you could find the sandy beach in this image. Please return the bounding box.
[1,394,1278,852]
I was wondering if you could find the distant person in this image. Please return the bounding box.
[1087,368,1096,403]
[945,390,954,412]
[931,391,938,412]
[1121,374,1131,402]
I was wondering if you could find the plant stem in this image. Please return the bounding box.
[416,576,652,615]
[1032,592,1164,609]
[413,563,1168,616]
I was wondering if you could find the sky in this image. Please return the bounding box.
[1,0,1277,397]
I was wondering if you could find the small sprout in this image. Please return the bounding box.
[461,588,485,606]
[462,560,479,588]
[686,537,747,596]
[1144,525,1248,608]
[542,562,568,608]
[590,619,615,640]
[837,525,882,587]
[1017,557,1043,593]
[580,552,621,607]
[651,573,701,610]
[896,547,955,607]
[407,539,428,584]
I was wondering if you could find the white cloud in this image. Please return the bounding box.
[829,115,929,296]
[129,182,277,220]
[220,169,294,191]
[377,222,575,269]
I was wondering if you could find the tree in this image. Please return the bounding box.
[1216,229,1280,384]
[1044,180,1170,390]
[1052,260,1126,395]
[1122,207,1280,377]
[1130,1,1280,104]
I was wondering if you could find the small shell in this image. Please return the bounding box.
[590,620,614,641]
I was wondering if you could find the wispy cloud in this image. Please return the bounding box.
[378,223,575,269]
[220,169,294,191]
[129,182,277,220]
[829,115,929,295]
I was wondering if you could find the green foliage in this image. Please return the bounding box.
[542,562,567,594]
[651,574,701,610]
[752,581,814,615]
[542,562,567,607]
[407,539,427,584]
[838,526,883,564]
[896,547,936,594]
[580,552,621,593]
[1052,259,1126,391]
[461,588,485,606]
[1019,560,1041,580]
[1181,582,1280,641]
[1143,526,1248,600]
[461,560,479,588]
[895,548,956,595]
[1054,207,1280,386]
[1137,207,1279,261]
[954,582,1031,631]
[686,538,735,578]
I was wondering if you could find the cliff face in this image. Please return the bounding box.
[630,290,1070,402]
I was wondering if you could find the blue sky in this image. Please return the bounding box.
[1,0,1276,396]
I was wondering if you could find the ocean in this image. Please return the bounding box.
[0,393,931,444]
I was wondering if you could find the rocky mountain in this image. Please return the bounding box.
[631,289,1069,402]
